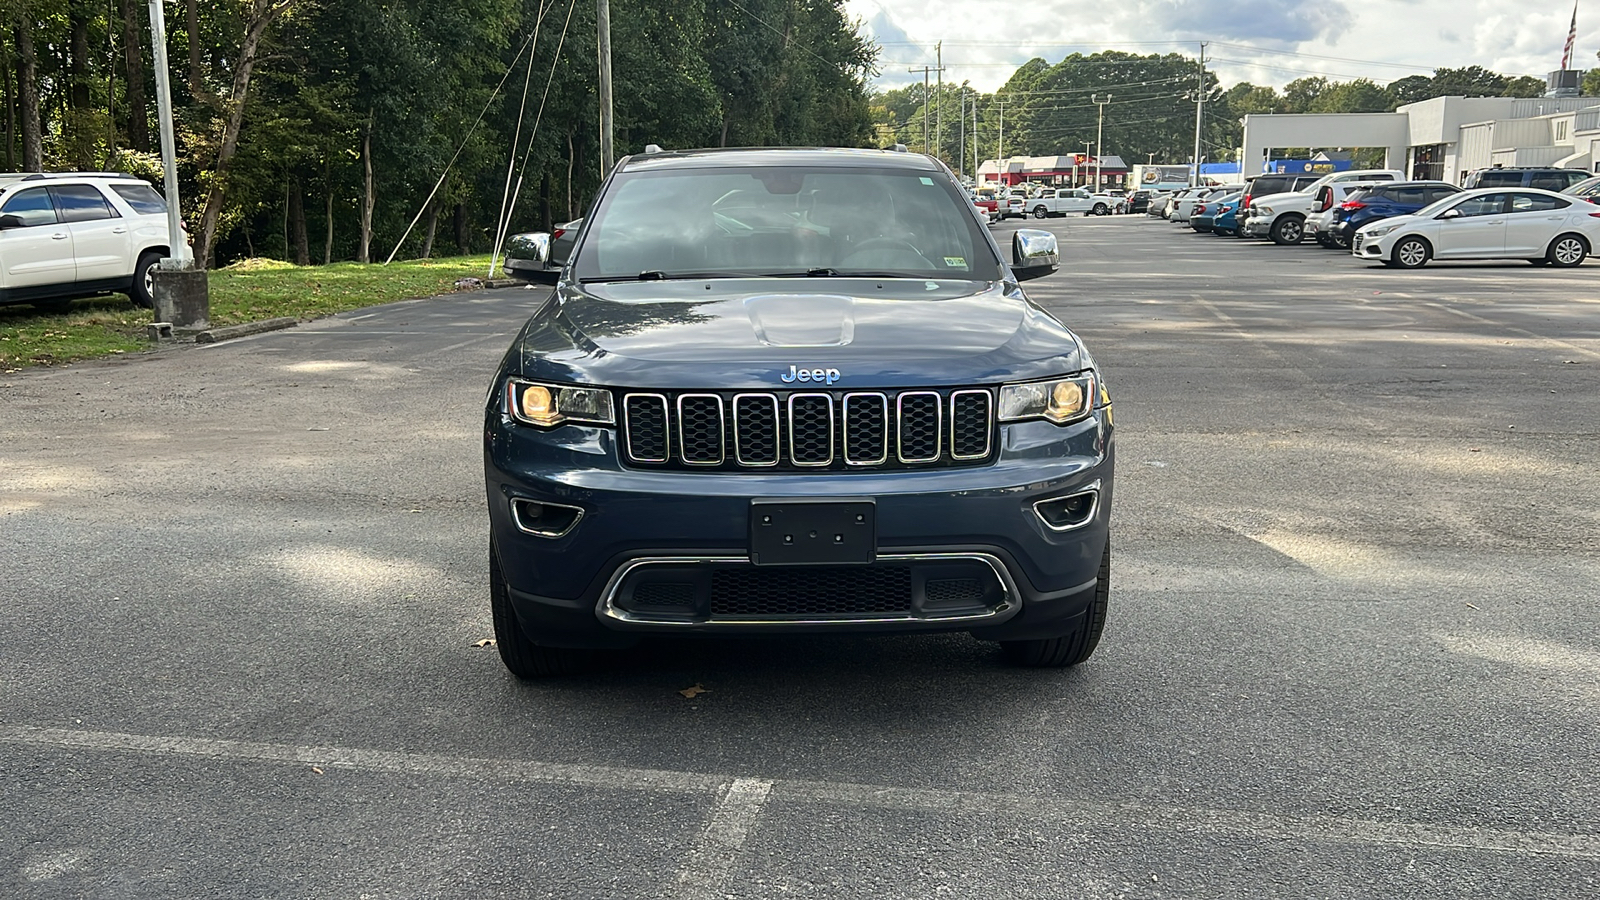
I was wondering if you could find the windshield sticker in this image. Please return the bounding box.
[943,257,967,268]
[919,177,934,185]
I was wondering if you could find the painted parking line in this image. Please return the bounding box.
[4,724,1598,862]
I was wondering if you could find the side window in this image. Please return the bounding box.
[1528,173,1569,191]
[1476,171,1518,188]
[0,187,58,227]
[1509,192,1568,213]
[1389,186,1429,205]
[1567,171,1590,187]
[1425,187,1460,204]
[109,183,168,215]
[49,184,118,223]
[1452,194,1507,217]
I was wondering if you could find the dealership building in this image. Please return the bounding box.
[977,154,1129,188]
[1241,94,1600,184]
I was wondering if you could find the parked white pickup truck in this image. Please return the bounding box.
[1240,169,1405,244]
[1023,187,1096,218]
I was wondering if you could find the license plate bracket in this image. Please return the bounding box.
[750,500,876,566]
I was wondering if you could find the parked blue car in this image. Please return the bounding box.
[1331,182,1460,246]
[1213,196,1244,236]
[1191,192,1240,234]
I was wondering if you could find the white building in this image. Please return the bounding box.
[1240,95,1600,184]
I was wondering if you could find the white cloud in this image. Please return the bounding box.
[850,0,1586,93]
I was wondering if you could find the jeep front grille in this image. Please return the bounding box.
[620,388,996,472]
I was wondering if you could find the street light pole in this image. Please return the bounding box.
[1092,93,1111,190]
[145,0,207,330]
[146,0,190,269]
[1192,42,1206,187]
[597,0,614,174]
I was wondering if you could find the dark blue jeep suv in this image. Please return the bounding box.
[486,147,1114,675]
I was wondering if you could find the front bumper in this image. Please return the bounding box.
[1241,213,1274,236]
[1352,231,1389,259]
[485,412,1114,647]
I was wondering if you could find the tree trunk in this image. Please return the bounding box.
[323,158,334,264]
[289,175,309,265]
[15,23,41,171]
[357,112,373,263]
[4,36,14,170]
[186,0,202,94]
[120,0,149,151]
[453,203,467,254]
[420,200,437,259]
[67,2,92,168]
[197,0,295,265]
[539,170,551,231]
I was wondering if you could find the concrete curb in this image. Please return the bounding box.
[194,317,299,345]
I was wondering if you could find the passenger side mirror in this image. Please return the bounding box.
[1011,229,1059,281]
[501,232,559,285]
[1438,208,1462,220]
[0,214,23,230]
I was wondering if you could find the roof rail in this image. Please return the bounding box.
[18,171,141,181]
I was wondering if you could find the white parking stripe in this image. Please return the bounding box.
[671,778,774,899]
[4,724,1598,861]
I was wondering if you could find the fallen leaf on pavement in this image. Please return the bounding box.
[473,639,496,648]
[311,767,324,775]
[679,684,708,699]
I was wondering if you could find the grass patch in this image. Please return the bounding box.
[0,255,497,373]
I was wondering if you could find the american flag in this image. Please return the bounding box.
[1563,1,1578,69]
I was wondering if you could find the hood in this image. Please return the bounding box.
[513,277,1085,390]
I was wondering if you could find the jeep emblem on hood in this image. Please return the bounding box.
[780,365,841,385]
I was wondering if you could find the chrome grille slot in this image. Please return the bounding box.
[788,393,835,466]
[620,388,993,470]
[623,393,669,463]
[733,394,780,466]
[843,392,888,465]
[676,394,725,465]
[896,391,942,463]
[949,390,992,460]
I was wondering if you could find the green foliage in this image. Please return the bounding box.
[1,0,878,266]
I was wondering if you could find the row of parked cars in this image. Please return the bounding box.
[1149,166,1600,268]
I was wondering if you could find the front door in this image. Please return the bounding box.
[1433,192,1508,258]
[0,187,74,289]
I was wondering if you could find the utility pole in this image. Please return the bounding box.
[996,95,1005,185]
[1081,141,1091,187]
[935,42,942,162]
[958,88,965,180]
[146,0,207,329]
[1092,93,1112,190]
[971,94,978,183]
[1192,42,1206,187]
[597,0,614,174]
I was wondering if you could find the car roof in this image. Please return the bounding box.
[615,147,944,173]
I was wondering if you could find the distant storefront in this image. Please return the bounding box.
[977,154,1129,188]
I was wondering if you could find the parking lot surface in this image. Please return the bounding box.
[2,216,1598,897]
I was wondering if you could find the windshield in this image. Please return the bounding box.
[575,166,1001,282]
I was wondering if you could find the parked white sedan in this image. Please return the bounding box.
[1353,188,1600,268]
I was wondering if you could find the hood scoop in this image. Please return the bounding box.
[745,293,856,347]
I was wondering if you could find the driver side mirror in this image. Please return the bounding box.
[1438,208,1463,220]
[0,214,24,230]
[501,232,559,285]
[1011,229,1059,281]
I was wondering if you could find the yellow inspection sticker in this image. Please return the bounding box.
[944,256,967,268]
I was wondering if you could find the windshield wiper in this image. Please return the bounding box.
[580,271,740,283]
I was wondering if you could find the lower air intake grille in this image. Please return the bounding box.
[709,566,913,618]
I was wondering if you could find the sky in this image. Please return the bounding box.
[846,0,1589,94]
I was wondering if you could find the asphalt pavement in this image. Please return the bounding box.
[2,217,1598,897]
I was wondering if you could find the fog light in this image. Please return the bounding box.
[510,499,584,538]
[1033,483,1099,532]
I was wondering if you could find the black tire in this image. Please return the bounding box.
[1092,203,1109,216]
[1332,231,1351,250]
[129,251,161,309]
[1547,233,1588,268]
[1269,215,1305,245]
[1391,236,1431,269]
[489,542,593,678]
[1001,542,1110,668]
[1315,234,1333,248]
[1032,205,1049,219]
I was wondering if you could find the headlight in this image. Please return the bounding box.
[1365,223,1399,237]
[1254,205,1273,215]
[998,373,1098,425]
[505,379,615,427]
